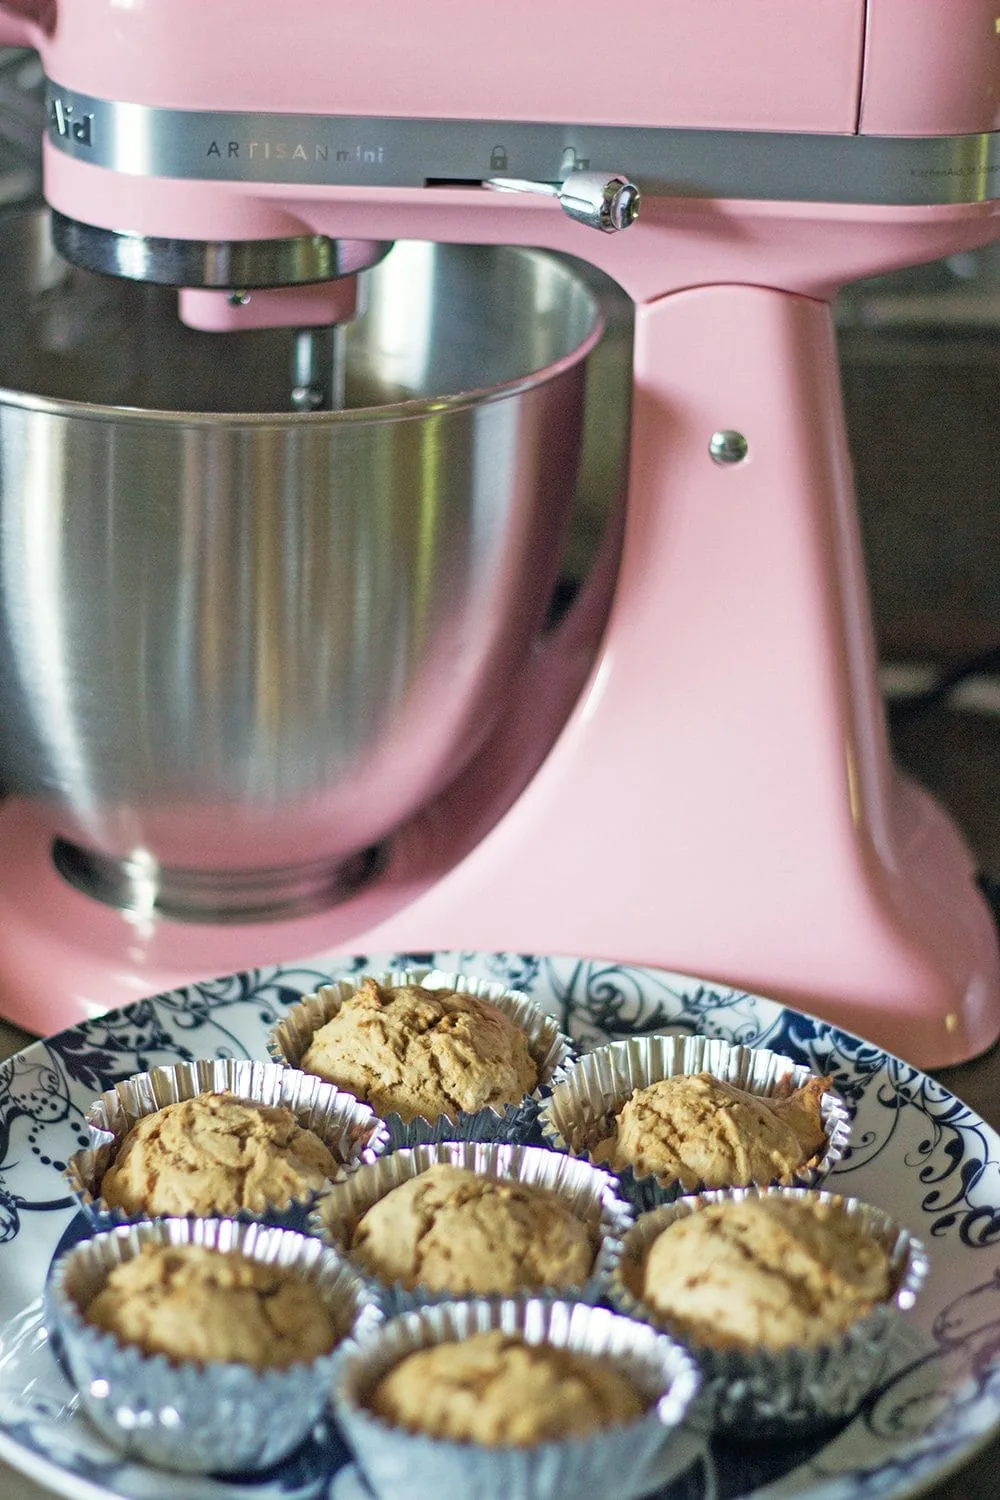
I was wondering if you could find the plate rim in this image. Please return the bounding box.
[0,949,999,1500]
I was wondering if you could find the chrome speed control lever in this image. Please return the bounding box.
[486,170,641,232]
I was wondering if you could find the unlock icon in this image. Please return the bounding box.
[490,145,508,172]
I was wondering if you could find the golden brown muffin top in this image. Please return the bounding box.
[85,1243,338,1369]
[595,1071,829,1189]
[639,1195,892,1351]
[98,1091,340,1217]
[350,1163,595,1294]
[368,1330,646,1446]
[299,979,538,1124]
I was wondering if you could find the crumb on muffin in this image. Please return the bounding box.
[298,978,538,1123]
[367,1329,646,1445]
[350,1162,595,1294]
[98,1091,340,1218]
[84,1242,338,1369]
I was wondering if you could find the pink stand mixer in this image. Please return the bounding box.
[0,0,998,1066]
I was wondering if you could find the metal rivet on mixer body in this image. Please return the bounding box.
[709,430,749,464]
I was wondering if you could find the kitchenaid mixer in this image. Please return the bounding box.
[0,0,997,1066]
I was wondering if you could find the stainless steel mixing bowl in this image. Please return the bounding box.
[0,212,603,918]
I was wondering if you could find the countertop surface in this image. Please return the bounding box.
[1,1011,999,1500]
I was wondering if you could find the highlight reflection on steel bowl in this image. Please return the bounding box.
[0,213,604,919]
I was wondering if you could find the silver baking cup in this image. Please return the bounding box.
[268,968,574,1148]
[538,1033,852,1212]
[608,1185,929,1437]
[331,1296,700,1500]
[65,1058,391,1230]
[45,1215,383,1474]
[309,1140,634,1315]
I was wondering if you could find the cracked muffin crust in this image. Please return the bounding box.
[298,978,538,1124]
[98,1091,341,1217]
[638,1194,892,1351]
[349,1162,595,1294]
[367,1329,646,1445]
[595,1071,830,1190]
[84,1242,338,1369]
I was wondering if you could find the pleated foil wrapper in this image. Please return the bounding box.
[45,1215,383,1474]
[608,1185,929,1437]
[309,1140,634,1315]
[64,1058,390,1230]
[538,1034,852,1212]
[268,969,574,1148]
[331,1296,701,1500]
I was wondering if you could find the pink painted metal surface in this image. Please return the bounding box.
[178,279,361,333]
[0,2,41,49]
[19,0,866,132]
[861,0,1000,136]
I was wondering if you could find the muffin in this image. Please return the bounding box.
[47,1217,380,1474]
[368,1329,645,1445]
[610,1187,928,1434]
[539,1035,849,1210]
[350,1162,595,1294]
[636,1192,891,1351]
[312,1141,632,1313]
[84,1240,338,1368]
[66,1060,389,1227]
[297,977,538,1122]
[595,1070,830,1191]
[332,1298,700,1500]
[98,1092,341,1219]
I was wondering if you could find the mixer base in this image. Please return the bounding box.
[0,785,997,1070]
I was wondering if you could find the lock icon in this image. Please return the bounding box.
[560,145,589,174]
[490,145,508,172]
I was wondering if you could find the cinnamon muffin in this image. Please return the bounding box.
[298,977,538,1124]
[84,1241,338,1370]
[367,1329,646,1446]
[637,1193,892,1351]
[596,1071,829,1190]
[98,1091,341,1218]
[350,1162,595,1294]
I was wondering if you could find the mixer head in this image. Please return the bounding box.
[0,0,994,311]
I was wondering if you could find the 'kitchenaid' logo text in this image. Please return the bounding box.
[49,96,93,147]
[206,139,385,165]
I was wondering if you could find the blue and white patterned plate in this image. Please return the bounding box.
[0,949,998,1500]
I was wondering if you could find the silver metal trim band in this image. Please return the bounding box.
[50,212,394,287]
[44,84,1000,208]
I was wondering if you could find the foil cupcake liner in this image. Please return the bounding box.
[331,1296,700,1500]
[538,1034,851,1211]
[310,1141,634,1314]
[608,1185,928,1437]
[268,968,574,1148]
[65,1058,390,1230]
[45,1215,383,1474]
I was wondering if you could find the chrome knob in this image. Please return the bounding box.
[558,172,641,232]
[486,171,641,233]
